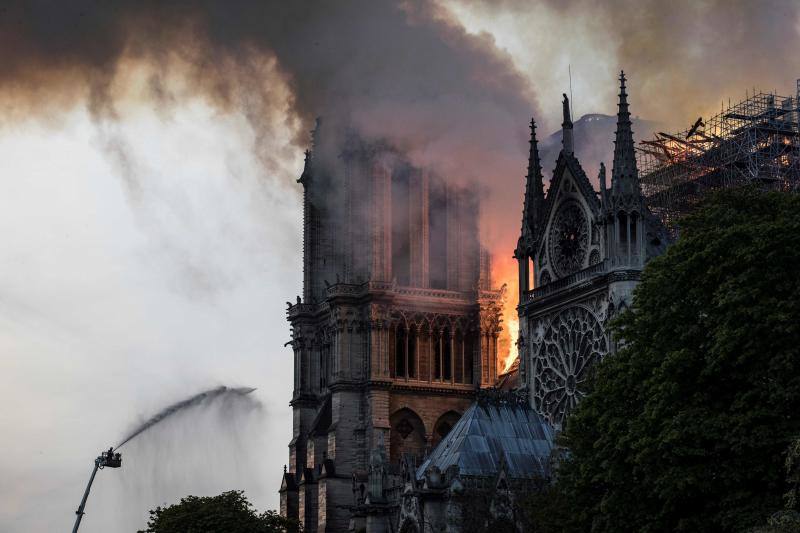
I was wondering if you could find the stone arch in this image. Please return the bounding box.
[431,410,462,449]
[390,407,426,464]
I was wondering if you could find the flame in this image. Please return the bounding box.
[493,253,519,375]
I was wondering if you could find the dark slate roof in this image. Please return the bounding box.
[416,399,554,480]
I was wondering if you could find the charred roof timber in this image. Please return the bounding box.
[636,80,800,232]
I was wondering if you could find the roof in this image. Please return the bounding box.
[497,358,520,391]
[416,396,554,481]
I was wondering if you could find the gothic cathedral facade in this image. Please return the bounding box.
[280,122,504,532]
[516,73,668,429]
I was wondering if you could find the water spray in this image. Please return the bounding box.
[70,386,255,532]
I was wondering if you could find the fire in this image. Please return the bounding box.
[493,253,519,375]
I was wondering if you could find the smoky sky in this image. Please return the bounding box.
[461,0,800,125]
[0,0,543,248]
[0,1,535,150]
[4,1,798,247]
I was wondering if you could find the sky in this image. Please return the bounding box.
[1,1,798,531]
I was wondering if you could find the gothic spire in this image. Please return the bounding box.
[521,118,545,242]
[561,93,574,155]
[611,71,639,195]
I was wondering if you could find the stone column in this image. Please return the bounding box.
[404,324,409,381]
[449,329,456,384]
[460,336,466,384]
[438,330,444,381]
[428,328,433,383]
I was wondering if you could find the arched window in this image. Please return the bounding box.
[618,211,629,258]
[630,212,639,257]
[432,411,461,449]
[618,212,628,243]
[395,325,407,378]
[408,326,417,379]
[443,328,452,381]
[389,408,427,463]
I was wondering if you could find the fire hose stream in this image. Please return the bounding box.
[70,386,255,533]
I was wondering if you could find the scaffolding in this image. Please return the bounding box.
[636,81,800,231]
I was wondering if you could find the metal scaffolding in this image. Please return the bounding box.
[636,81,800,231]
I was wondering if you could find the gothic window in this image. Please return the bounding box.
[630,212,639,257]
[395,325,407,378]
[618,211,628,257]
[532,306,608,427]
[408,327,417,378]
[443,328,452,381]
[431,411,461,448]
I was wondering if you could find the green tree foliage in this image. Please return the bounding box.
[138,490,300,533]
[533,189,800,532]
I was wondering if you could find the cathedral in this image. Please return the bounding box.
[280,72,668,532]
[516,72,668,429]
[280,122,505,532]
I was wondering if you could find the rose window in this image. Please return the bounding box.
[532,306,608,427]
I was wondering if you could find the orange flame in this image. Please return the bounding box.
[493,253,519,374]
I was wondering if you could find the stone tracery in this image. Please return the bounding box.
[532,306,608,426]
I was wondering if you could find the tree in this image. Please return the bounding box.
[139,490,300,533]
[541,189,800,532]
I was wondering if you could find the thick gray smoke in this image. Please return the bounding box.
[0,1,540,249]
[457,0,800,130]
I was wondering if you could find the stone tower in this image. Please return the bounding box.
[280,121,503,532]
[516,73,668,429]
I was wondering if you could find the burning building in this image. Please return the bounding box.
[637,82,800,233]
[279,120,504,532]
[517,72,669,429]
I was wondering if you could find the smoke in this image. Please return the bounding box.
[4,0,797,424]
[0,0,544,287]
[451,0,800,131]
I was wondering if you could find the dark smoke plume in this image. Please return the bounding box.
[0,1,538,246]
[5,1,796,265]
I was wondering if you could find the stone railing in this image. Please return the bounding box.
[323,280,476,302]
[326,283,364,298]
[393,286,471,301]
[286,303,317,318]
[525,259,608,302]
